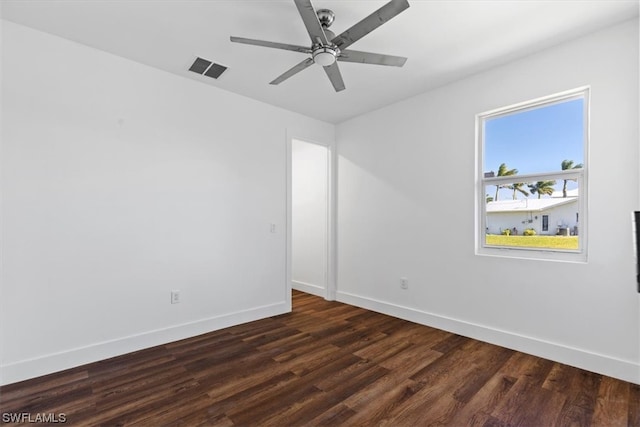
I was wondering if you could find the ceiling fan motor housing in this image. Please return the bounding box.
[316,9,335,28]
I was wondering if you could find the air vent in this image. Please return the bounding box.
[188,57,227,79]
[189,57,212,74]
[204,63,227,79]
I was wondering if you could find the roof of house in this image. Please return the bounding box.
[487,196,577,213]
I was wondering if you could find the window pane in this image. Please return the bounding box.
[484,180,580,250]
[484,98,584,176]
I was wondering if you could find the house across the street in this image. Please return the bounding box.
[486,189,579,236]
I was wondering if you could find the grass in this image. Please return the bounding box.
[486,234,579,250]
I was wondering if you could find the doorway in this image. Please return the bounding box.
[288,137,335,302]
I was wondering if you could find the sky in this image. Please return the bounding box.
[484,97,584,200]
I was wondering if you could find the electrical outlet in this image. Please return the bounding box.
[171,290,180,304]
[400,277,408,290]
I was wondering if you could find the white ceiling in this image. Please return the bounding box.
[1,0,638,123]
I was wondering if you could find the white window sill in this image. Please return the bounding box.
[476,246,587,263]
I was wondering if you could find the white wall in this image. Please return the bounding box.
[336,19,640,384]
[0,21,334,385]
[291,139,328,297]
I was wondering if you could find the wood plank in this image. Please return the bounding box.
[490,377,567,426]
[342,378,426,425]
[0,371,91,413]
[628,383,640,427]
[206,371,300,416]
[304,403,357,426]
[430,333,470,353]
[544,363,602,426]
[377,342,441,372]
[385,321,451,346]
[0,368,88,404]
[497,350,555,386]
[258,365,389,427]
[352,336,412,362]
[226,382,321,425]
[448,373,518,427]
[453,343,515,404]
[377,352,484,425]
[591,375,629,426]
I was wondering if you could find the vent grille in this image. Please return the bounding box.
[204,63,227,79]
[189,57,227,79]
[189,57,212,74]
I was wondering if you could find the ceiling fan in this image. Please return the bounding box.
[230,0,410,92]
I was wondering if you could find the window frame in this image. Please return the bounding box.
[476,87,589,262]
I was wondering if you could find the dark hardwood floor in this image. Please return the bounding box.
[1,290,638,426]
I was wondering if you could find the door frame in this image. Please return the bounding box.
[286,132,337,308]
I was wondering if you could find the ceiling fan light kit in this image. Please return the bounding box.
[230,0,410,92]
[312,46,338,66]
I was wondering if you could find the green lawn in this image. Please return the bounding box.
[486,234,579,250]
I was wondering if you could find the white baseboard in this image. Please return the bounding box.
[292,280,325,298]
[0,302,289,386]
[336,291,640,385]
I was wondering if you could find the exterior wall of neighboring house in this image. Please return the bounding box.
[486,198,579,235]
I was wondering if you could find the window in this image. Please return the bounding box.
[477,87,588,261]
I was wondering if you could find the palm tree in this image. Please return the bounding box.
[528,180,557,199]
[494,163,518,201]
[561,160,583,197]
[508,182,530,199]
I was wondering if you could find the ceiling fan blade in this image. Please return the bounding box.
[270,57,315,85]
[331,0,410,50]
[293,0,329,45]
[230,36,311,54]
[338,49,407,67]
[323,62,345,92]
